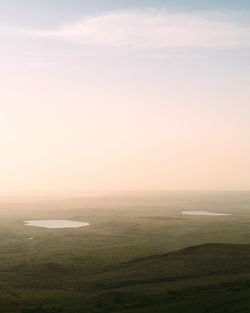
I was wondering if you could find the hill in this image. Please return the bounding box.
[7,243,250,313]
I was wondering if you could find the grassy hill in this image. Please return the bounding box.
[3,243,250,313]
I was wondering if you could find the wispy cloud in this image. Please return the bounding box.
[28,10,250,50]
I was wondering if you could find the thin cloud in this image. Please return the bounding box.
[29,10,250,50]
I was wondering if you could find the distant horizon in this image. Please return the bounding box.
[0,189,249,201]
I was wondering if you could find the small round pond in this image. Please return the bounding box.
[24,220,90,229]
[182,211,232,216]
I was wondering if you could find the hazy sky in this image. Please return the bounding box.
[1,1,250,196]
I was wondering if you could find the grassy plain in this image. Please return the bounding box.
[0,191,250,312]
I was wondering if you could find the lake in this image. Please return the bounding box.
[182,211,232,216]
[24,220,90,229]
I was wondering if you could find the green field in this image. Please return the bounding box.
[1,191,250,313]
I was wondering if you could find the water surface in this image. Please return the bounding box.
[24,220,90,229]
[182,211,232,216]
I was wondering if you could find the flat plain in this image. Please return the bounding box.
[1,191,250,313]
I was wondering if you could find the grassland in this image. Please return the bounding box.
[0,191,250,312]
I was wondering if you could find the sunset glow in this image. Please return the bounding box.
[1,0,250,196]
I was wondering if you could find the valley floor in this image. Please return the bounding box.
[0,191,250,313]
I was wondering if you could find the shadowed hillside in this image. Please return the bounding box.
[5,243,250,313]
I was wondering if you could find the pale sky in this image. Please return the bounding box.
[1,1,250,196]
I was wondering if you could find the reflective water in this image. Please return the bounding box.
[182,211,232,216]
[24,220,90,228]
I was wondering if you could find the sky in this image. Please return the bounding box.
[0,1,250,196]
